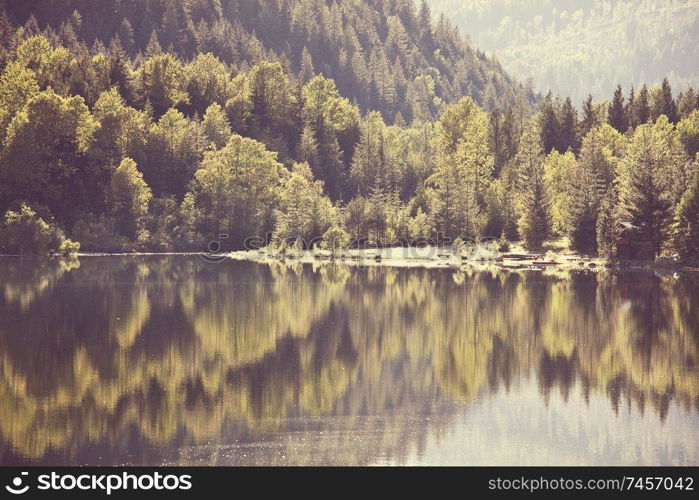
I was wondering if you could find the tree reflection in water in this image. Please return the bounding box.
[0,257,697,465]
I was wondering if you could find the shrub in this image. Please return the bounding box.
[1,203,77,255]
[71,215,131,252]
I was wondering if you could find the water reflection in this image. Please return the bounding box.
[0,257,697,465]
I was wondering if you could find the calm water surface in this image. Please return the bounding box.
[0,256,697,465]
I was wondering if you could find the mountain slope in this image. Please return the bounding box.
[426,0,699,104]
[1,0,536,122]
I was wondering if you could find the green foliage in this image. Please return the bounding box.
[543,151,577,236]
[608,85,628,134]
[72,215,129,252]
[0,2,696,259]
[144,108,204,197]
[578,124,625,189]
[201,103,232,150]
[0,88,98,224]
[596,190,621,260]
[349,111,387,196]
[1,203,78,255]
[673,169,699,261]
[619,118,682,256]
[6,0,529,123]
[107,158,153,240]
[0,61,39,141]
[136,53,188,116]
[429,97,493,238]
[677,109,699,159]
[91,88,149,166]
[14,35,72,93]
[183,53,232,115]
[408,207,432,242]
[568,161,605,254]
[321,225,350,257]
[274,162,336,245]
[191,134,283,245]
[516,122,551,250]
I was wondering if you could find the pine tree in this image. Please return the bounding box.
[117,18,135,54]
[634,85,651,126]
[489,108,506,176]
[502,106,519,163]
[677,109,699,159]
[299,46,314,83]
[539,92,559,154]
[558,97,579,153]
[627,86,636,128]
[418,0,434,51]
[620,120,677,256]
[145,30,163,57]
[580,94,596,137]
[608,84,628,133]
[569,163,604,253]
[659,78,678,124]
[678,87,698,119]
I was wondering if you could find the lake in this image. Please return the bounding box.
[0,256,697,465]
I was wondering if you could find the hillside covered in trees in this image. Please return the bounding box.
[0,0,698,262]
[1,0,534,121]
[426,0,699,104]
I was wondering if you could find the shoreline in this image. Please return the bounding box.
[227,246,699,274]
[2,247,698,274]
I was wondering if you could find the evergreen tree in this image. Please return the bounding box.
[659,78,678,124]
[568,162,605,253]
[608,84,628,133]
[538,92,559,154]
[501,106,519,164]
[580,94,596,138]
[558,97,579,153]
[678,87,698,119]
[489,108,507,177]
[626,86,636,128]
[634,85,651,126]
[619,119,678,256]
[299,46,314,83]
[137,53,188,116]
[418,0,434,51]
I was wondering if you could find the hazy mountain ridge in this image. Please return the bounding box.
[426,0,699,103]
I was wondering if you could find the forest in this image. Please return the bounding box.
[0,0,698,262]
[426,0,699,104]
